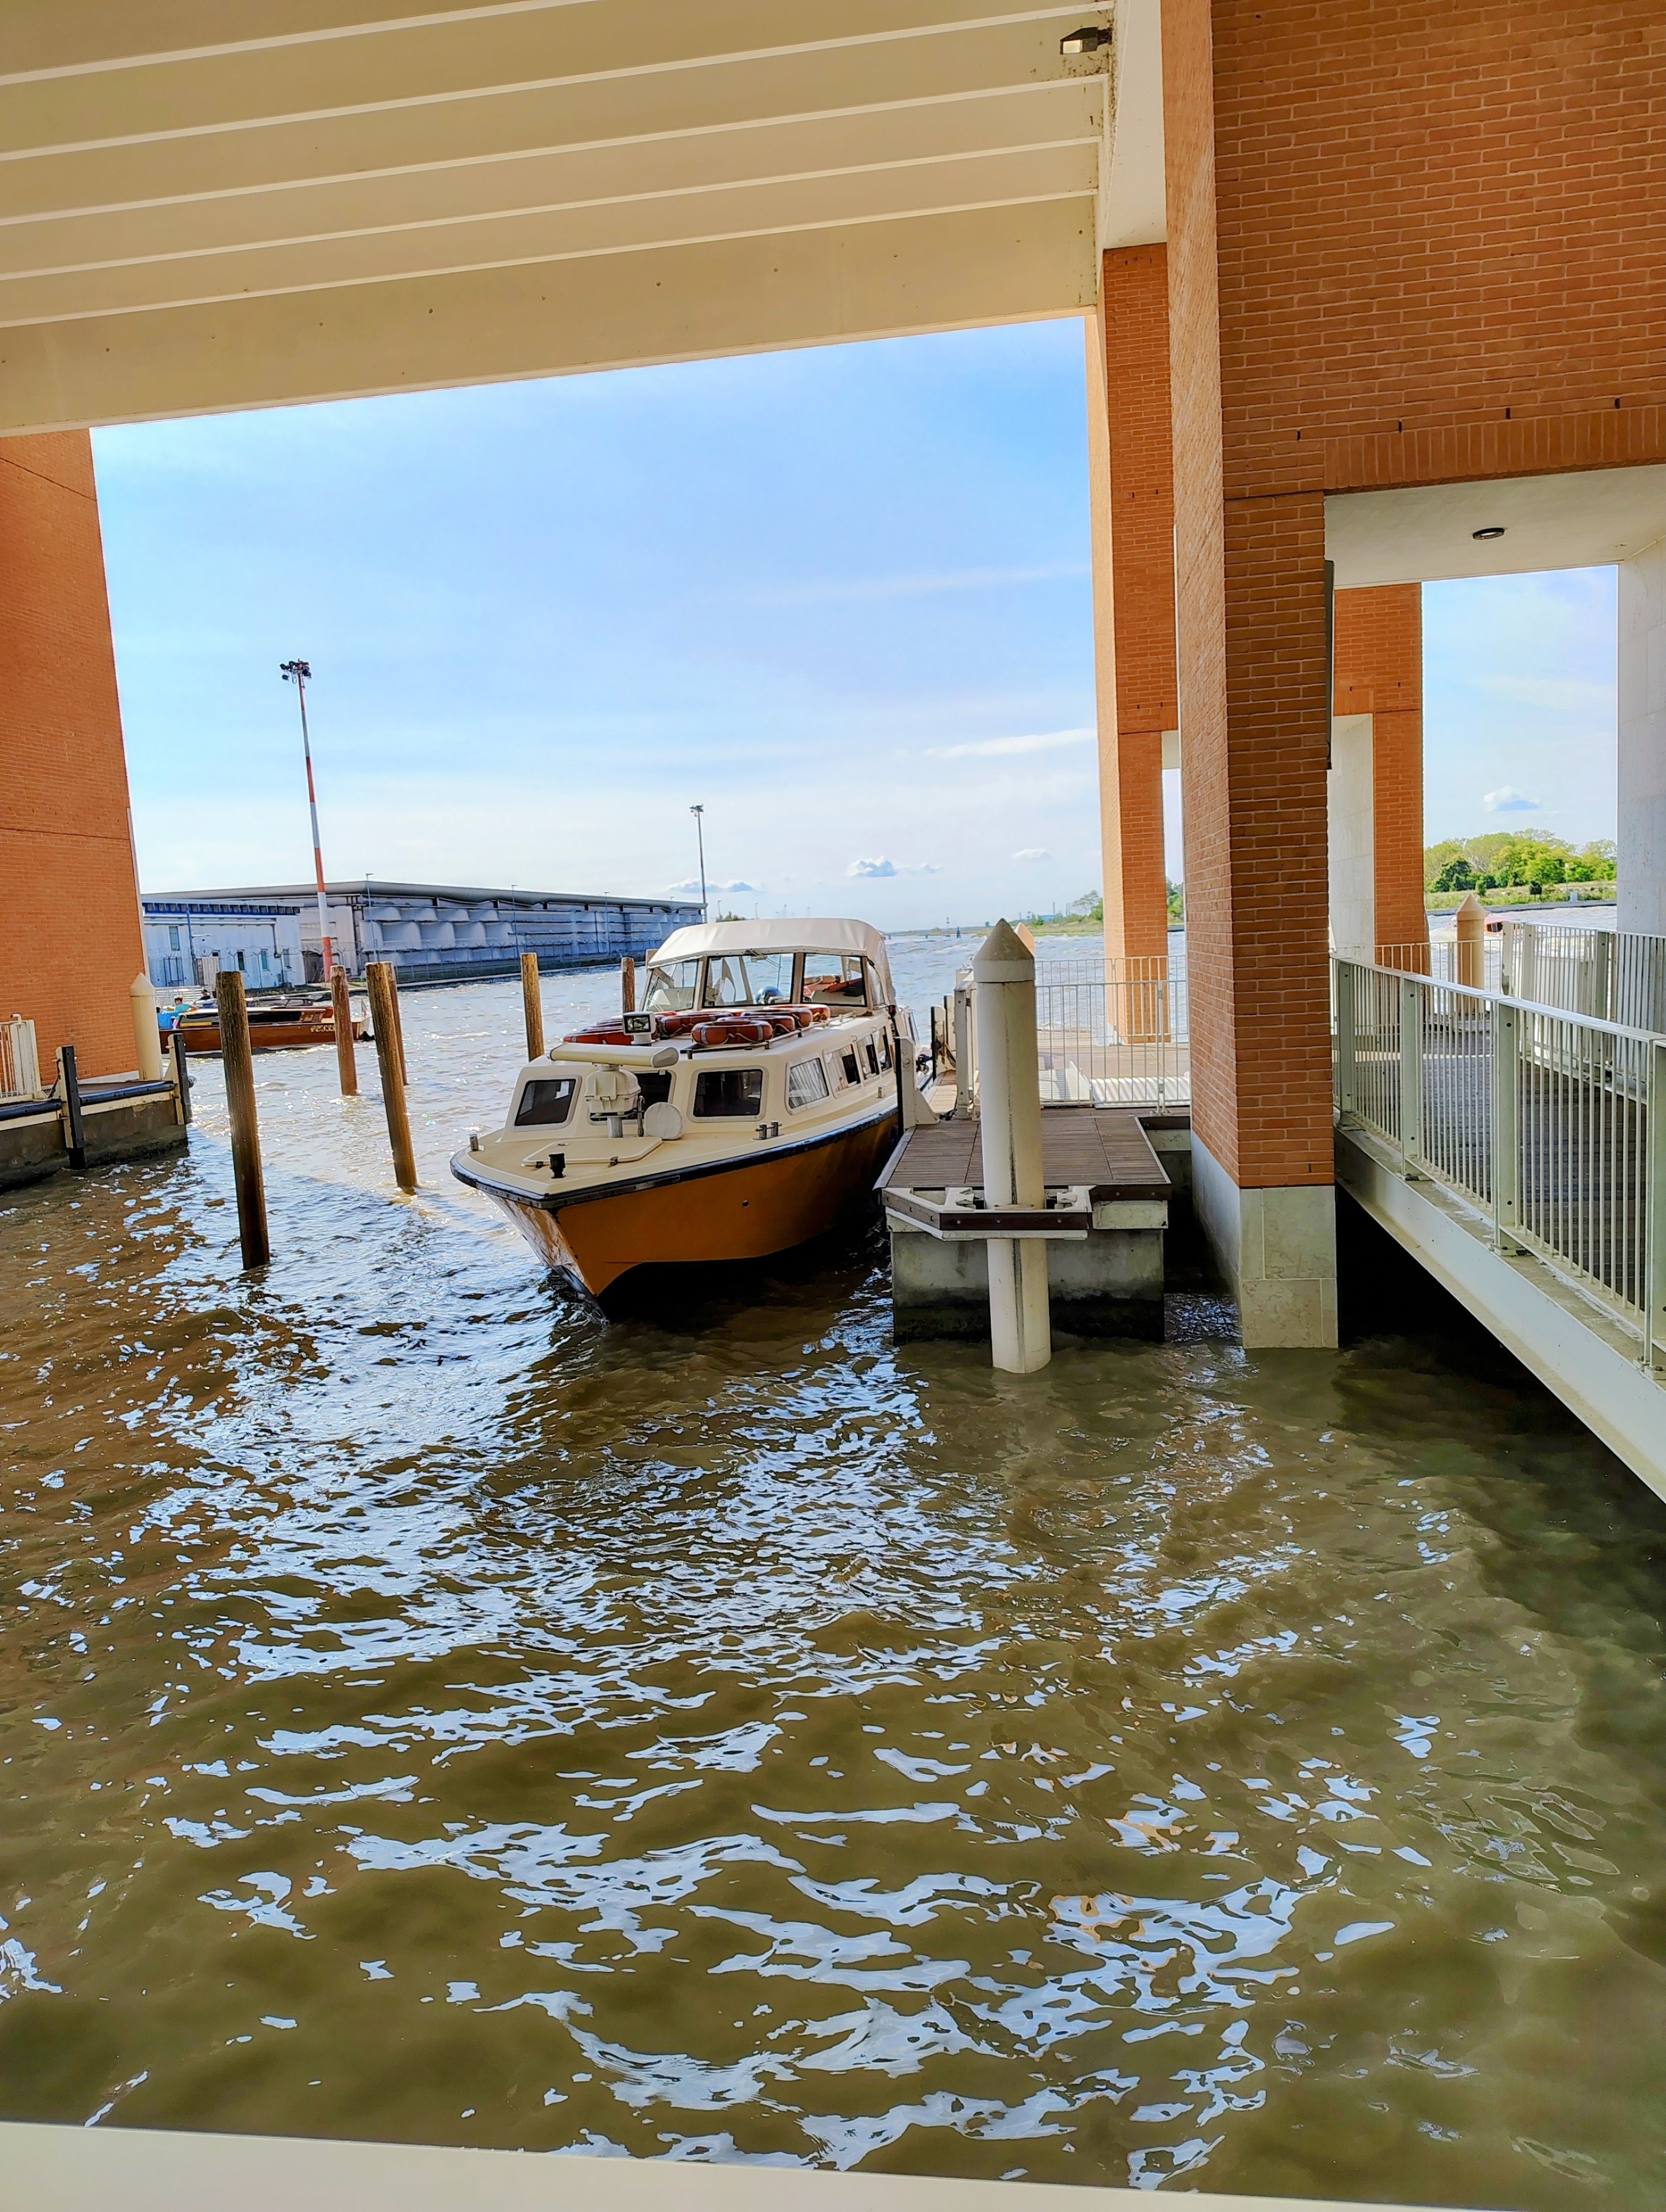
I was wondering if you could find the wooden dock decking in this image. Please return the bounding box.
[881,1107,1172,1203]
[879,1109,1173,1342]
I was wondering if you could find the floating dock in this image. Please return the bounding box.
[880,1108,1182,1342]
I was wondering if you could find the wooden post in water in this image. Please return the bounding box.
[330,967,358,1096]
[620,956,637,1016]
[386,964,408,1085]
[57,1044,87,1171]
[974,919,1050,1373]
[366,961,418,1191]
[215,968,271,1268]
[520,951,546,1060]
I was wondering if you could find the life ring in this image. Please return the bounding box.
[562,1026,632,1045]
[690,1019,772,1047]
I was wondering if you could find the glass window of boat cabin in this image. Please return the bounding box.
[642,957,700,1013]
[693,1068,765,1118]
[514,1075,579,1127]
[702,951,795,1007]
[802,953,870,1008]
[825,1042,867,1091]
[786,1057,829,1111]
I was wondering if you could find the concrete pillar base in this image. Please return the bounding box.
[1191,1134,1338,1347]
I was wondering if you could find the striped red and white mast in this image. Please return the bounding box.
[280,659,334,980]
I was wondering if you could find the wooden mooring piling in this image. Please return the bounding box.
[366,961,418,1192]
[215,968,271,1268]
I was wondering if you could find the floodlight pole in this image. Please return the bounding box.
[280,659,333,979]
[690,804,708,921]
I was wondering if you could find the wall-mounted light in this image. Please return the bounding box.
[1472,526,1506,541]
[1060,25,1111,55]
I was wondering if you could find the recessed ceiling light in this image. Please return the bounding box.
[1472,526,1506,541]
[1060,26,1111,55]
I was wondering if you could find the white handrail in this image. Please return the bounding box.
[1335,957,1665,1369]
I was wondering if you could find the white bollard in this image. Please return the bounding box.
[973,919,1050,1372]
[130,972,164,1081]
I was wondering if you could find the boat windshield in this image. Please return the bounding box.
[702,951,795,1007]
[803,953,869,1007]
[642,959,699,1013]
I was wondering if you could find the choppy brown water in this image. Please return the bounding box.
[3,938,1663,2207]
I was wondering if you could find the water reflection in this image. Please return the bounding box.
[1,940,1662,2207]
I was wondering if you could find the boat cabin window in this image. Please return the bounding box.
[702,950,795,1007]
[514,1076,579,1127]
[636,1071,674,1109]
[693,1068,765,1118]
[873,1028,893,1071]
[643,959,700,1013]
[786,1058,830,1110]
[802,953,869,1007]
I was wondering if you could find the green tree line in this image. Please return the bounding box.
[1424,832,1616,895]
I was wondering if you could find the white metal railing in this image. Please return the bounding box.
[934,955,1190,1110]
[1373,923,1666,1034]
[1337,957,1666,1366]
[1,1016,42,1102]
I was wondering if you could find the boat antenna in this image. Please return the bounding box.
[280,659,333,980]
[690,803,708,922]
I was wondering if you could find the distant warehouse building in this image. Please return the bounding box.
[146,880,701,985]
[142,897,306,991]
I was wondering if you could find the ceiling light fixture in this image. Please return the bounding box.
[1060,25,1111,55]
[1472,526,1506,541]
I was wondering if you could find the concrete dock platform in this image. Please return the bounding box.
[880,1108,1174,1341]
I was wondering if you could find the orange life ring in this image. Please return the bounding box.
[690,1019,772,1047]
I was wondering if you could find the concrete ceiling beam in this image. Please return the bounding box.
[0,82,1101,279]
[2,1,1091,152]
[0,142,1098,326]
[0,196,1098,433]
[1,22,1096,222]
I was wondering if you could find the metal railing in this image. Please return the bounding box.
[935,955,1190,1111]
[1,1016,42,1103]
[1337,957,1666,1366]
[1373,922,1666,1033]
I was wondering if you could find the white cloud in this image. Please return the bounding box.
[1482,786,1540,814]
[1013,847,1051,861]
[927,728,1094,761]
[846,857,940,879]
[666,876,759,893]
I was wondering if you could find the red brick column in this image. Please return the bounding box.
[0,432,146,1079]
[1164,0,1336,1343]
[1334,584,1426,960]
[1086,247,1176,973]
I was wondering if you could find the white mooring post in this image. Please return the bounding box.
[973,919,1050,1373]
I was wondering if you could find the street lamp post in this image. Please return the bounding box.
[280,659,334,980]
[690,804,708,921]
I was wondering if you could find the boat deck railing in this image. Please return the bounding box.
[1335,954,1666,1365]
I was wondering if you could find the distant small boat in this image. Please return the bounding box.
[172,990,368,1054]
[452,920,914,1300]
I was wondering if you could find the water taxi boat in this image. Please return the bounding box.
[451,920,923,1298]
[172,989,368,1054]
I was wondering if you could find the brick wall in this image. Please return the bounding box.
[1335,584,1426,953]
[1090,247,1177,964]
[0,432,145,1081]
[1162,0,1663,1192]
[1209,0,1666,499]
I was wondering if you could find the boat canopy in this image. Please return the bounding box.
[648,918,894,1002]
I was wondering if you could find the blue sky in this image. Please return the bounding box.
[95,320,1618,925]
